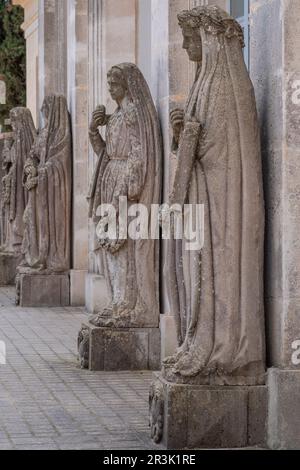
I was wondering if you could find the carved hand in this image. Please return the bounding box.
[90,105,107,131]
[170,108,184,143]
[25,177,38,191]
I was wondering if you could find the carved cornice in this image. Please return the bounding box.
[22,13,38,38]
[12,1,38,37]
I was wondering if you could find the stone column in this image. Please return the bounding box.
[38,0,68,107]
[67,0,89,306]
[250,0,300,449]
[85,0,106,313]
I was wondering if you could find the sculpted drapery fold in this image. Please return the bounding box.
[1,108,36,254]
[87,63,162,328]
[22,95,71,273]
[1,136,14,251]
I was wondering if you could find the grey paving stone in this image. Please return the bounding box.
[0,287,155,450]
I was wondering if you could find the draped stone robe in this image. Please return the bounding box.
[88,63,162,328]
[164,16,266,386]
[22,95,71,273]
[89,103,151,324]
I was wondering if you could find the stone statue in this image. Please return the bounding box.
[21,95,71,272]
[87,63,162,328]
[1,135,14,251]
[163,6,265,386]
[1,108,36,254]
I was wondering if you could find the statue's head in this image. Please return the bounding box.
[107,67,128,105]
[178,6,244,62]
[40,95,69,141]
[9,107,33,133]
[178,12,202,62]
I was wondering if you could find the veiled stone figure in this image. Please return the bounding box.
[1,108,36,253]
[164,6,265,385]
[88,63,162,328]
[22,95,71,272]
[1,136,14,251]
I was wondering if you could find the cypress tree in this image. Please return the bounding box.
[0,0,26,130]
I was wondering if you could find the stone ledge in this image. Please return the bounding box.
[78,321,161,371]
[149,373,267,449]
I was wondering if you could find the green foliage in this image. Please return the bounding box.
[0,0,26,130]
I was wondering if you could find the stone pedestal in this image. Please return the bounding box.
[0,253,22,286]
[268,368,300,449]
[17,271,70,307]
[149,374,267,449]
[85,273,109,314]
[78,322,161,371]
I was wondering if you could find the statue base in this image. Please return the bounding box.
[78,321,161,371]
[0,252,22,286]
[149,373,267,449]
[16,269,70,307]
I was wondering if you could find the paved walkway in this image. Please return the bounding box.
[0,287,157,450]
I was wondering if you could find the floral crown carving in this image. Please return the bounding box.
[178,6,245,48]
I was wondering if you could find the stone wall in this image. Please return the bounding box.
[250,0,300,449]
[38,0,68,106]
[250,0,300,369]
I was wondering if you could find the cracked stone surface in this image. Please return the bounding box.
[0,287,158,450]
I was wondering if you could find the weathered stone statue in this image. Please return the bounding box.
[1,135,14,252]
[78,63,162,370]
[0,109,36,286]
[165,6,265,385]
[3,108,36,253]
[21,95,71,272]
[87,63,162,328]
[17,95,71,306]
[150,6,266,449]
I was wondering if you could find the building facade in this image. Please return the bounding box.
[12,0,300,449]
